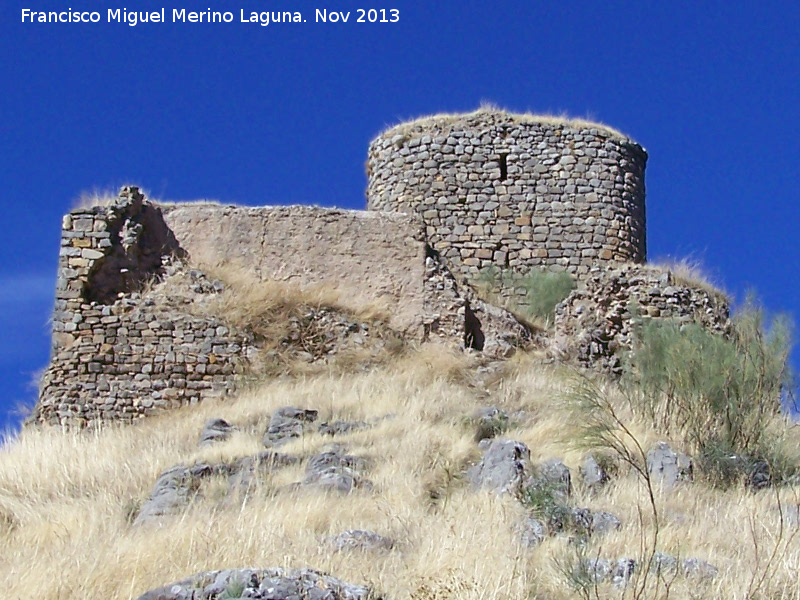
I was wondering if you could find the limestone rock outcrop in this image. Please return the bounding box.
[135,567,371,600]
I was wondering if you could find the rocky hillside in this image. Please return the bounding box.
[2,313,799,599]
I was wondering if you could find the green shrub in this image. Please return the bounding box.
[521,480,589,537]
[520,479,565,517]
[515,268,576,325]
[473,265,502,297]
[220,581,246,599]
[625,297,795,485]
[474,266,575,327]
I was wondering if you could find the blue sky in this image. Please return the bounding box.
[1,1,798,429]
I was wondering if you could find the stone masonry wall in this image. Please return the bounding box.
[36,292,248,427]
[367,109,647,305]
[161,204,430,337]
[553,264,731,373]
[35,188,250,426]
[34,188,530,426]
[31,188,246,425]
[163,203,529,353]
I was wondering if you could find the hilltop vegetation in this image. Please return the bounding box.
[1,278,798,599]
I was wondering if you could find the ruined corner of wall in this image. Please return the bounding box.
[421,245,533,359]
[34,187,249,427]
[552,263,732,374]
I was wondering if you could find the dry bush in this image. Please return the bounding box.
[71,185,158,210]
[71,187,120,210]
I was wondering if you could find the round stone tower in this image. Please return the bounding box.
[367,109,647,294]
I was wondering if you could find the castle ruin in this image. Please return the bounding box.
[31,109,728,427]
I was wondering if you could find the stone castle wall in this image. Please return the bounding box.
[35,189,250,426]
[161,204,432,337]
[161,203,528,355]
[34,187,528,426]
[367,109,647,303]
[34,110,658,427]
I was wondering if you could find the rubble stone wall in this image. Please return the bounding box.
[35,188,250,426]
[553,264,731,372]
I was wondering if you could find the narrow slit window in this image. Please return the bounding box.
[498,153,508,180]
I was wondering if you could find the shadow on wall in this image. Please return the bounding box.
[465,304,485,350]
[84,194,185,304]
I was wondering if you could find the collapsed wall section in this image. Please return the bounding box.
[162,203,529,353]
[161,204,430,337]
[367,109,647,304]
[553,264,731,373]
[35,188,248,426]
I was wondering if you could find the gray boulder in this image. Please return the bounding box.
[544,507,621,538]
[136,453,300,523]
[133,464,210,526]
[517,516,546,547]
[135,567,371,600]
[327,529,394,552]
[578,557,611,583]
[578,558,635,588]
[650,551,679,575]
[199,418,234,447]
[611,558,636,587]
[646,442,693,487]
[537,459,572,498]
[263,407,319,447]
[650,553,718,580]
[318,420,371,437]
[590,510,622,534]
[681,558,719,579]
[567,507,593,534]
[303,446,372,493]
[226,452,301,498]
[523,459,571,508]
[580,454,610,490]
[467,439,531,495]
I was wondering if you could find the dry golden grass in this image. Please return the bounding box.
[2,351,799,600]
[71,187,122,210]
[379,102,632,142]
[650,256,730,302]
[136,258,404,379]
[71,186,170,211]
[199,260,393,327]
[185,249,394,325]
[155,199,232,209]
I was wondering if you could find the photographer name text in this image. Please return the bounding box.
[20,8,400,26]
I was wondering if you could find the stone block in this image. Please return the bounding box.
[81,249,104,260]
